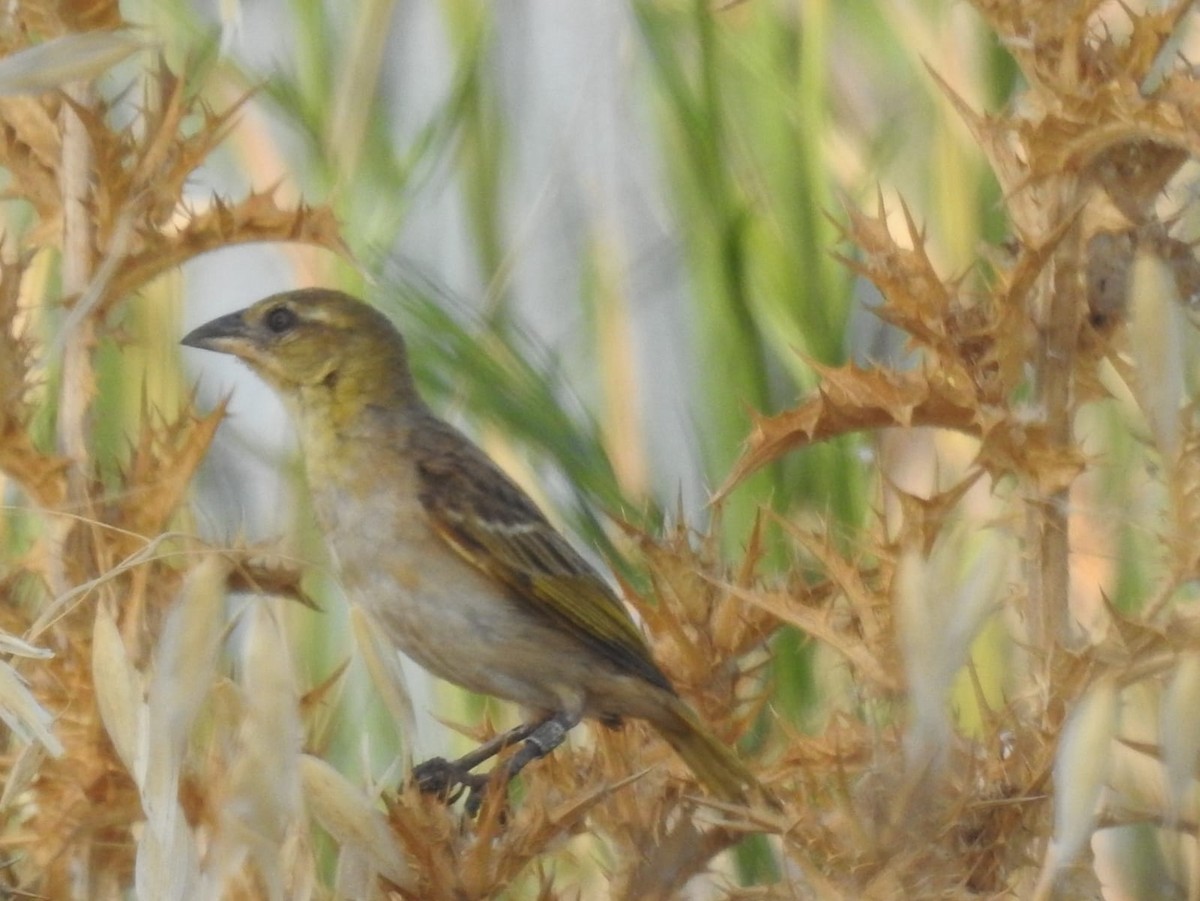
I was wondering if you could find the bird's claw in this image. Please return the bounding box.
[412,757,491,810]
[411,713,577,816]
[411,756,454,795]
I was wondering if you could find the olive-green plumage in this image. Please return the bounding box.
[182,288,756,802]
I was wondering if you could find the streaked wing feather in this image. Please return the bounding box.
[413,416,672,692]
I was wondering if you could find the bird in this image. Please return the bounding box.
[181,287,758,813]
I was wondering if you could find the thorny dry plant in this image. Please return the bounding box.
[3,1,1200,899]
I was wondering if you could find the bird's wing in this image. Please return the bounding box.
[411,415,673,692]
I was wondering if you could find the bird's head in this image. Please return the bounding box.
[182,288,418,411]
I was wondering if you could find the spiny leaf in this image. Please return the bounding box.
[715,364,980,500]
[835,194,959,353]
[0,94,62,233]
[106,192,348,306]
[0,258,69,506]
[728,584,900,695]
[975,417,1085,495]
[114,399,228,539]
[885,471,984,555]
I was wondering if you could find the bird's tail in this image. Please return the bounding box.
[651,695,761,803]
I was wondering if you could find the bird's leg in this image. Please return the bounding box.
[412,717,547,800]
[498,709,581,782]
[463,709,582,816]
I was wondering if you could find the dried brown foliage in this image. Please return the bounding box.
[4,1,1200,900]
[713,1,1200,897]
[0,5,342,898]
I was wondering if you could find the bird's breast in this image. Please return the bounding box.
[308,457,580,710]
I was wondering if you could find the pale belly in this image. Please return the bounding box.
[315,482,601,715]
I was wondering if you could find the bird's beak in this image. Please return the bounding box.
[181,310,253,355]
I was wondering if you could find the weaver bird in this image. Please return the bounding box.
[182,288,757,812]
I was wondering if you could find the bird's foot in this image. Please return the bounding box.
[411,756,489,805]
[411,718,544,806]
[411,758,506,817]
[411,711,582,816]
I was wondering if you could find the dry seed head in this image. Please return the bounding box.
[91,602,144,773]
[300,754,415,893]
[222,604,303,895]
[146,556,229,777]
[135,810,201,901]
[135,558,231,901]
[0,741,47,812]
[1128,246,1188,461]
[0,656,63,757]
[0,629,53,659]
[1161,653,1200,822]
[1051,676,1119,874]
[897,529,1010,770]
[896,545,944,767]
[351,604,416,769]
[0,31,147,97]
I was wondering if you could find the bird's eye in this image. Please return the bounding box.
[265,306,297,334]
